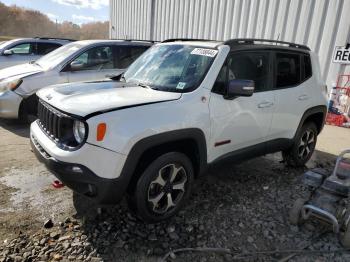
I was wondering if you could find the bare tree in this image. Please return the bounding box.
[0,2,109,40]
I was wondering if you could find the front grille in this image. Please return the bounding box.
[38,100,61,140]
[37,99,75,146]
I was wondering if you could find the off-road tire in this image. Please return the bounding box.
[18,95,38,124]
[283,122,318,167]
[128,152,194,223]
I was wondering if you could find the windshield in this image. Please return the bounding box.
[0,41,6,48]
[123,44,217,92]
[36,42,85,69]
[0,40,17,50]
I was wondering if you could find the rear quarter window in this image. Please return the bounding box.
[303,54,312,80]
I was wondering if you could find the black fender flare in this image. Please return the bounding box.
[119,128,208,189]
[294,105,327,139]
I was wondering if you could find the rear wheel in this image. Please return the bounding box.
[128,152,194,222]
[283,122,318,167]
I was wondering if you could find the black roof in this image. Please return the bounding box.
[162,38,310,52]
[34,37,76,42]
[224,38,310,51]
[111,38,158,43]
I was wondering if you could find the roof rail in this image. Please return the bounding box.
[110,38,158,43]
[34,37,76,42]
[224,38,310,51]
[162,38,220,43]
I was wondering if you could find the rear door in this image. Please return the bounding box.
[268,52,314,140]
[208,50,276,161]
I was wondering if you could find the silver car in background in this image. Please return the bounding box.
[0,40,152,121]
[0,37,74,69]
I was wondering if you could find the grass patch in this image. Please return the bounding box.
[0,36,16,41]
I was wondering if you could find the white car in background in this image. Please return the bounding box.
[0,37,73,69]
[0,40,152,121]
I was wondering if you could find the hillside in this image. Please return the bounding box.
[0,2,109,40]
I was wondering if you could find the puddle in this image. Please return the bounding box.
[0,167,73,221]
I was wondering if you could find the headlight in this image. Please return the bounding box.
[0,78,23,92]
[73,120,86,144]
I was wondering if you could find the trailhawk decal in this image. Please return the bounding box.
[191,48,218,57]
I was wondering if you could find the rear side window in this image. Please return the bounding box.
[115,45,149,69]
[276,53,301,88]
[36,43,62,55]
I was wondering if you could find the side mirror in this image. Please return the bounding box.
[70,60,84,71]
[3,50,13,56]
[224,79,255,99]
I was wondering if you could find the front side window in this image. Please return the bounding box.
[70,46,114,71]
[36,43,62,55]
[124,44,216,92]
[8,43,34,54]
[115,45,150,69]
[213,51,270,94]
[276,53,301,88]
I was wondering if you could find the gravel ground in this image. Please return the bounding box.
[1,120,350,262]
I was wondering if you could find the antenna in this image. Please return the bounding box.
[276,33,281,44]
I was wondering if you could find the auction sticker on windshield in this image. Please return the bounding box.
[191,48,218,57]
[176,82,186,90]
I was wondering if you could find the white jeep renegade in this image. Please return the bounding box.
[30,39,328,222]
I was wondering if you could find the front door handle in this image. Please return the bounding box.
[258,101,274,108]
[298,95,309,101]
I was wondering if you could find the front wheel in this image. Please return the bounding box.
[283,122,318,167]
[18,95,38,124]
[128,152,194,223]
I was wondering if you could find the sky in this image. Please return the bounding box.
[1,0,109,24]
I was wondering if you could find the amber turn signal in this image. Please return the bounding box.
[96,123,107,141]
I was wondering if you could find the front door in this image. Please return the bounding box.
[64,45,123,83]
[208,51,275,162]
[0,42,38,69]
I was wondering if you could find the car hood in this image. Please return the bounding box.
[0,63,43,81]
[37,81,182,117]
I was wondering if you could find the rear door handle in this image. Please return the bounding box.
[257,101,274,108]
[298,95,309,101]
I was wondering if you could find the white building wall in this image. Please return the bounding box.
[110,0,350,88]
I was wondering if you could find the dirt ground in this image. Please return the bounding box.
[1,120,350,261]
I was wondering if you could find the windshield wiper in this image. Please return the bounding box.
[137,82,158,90]
[29,61,41,67]
[109,72,125,81]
